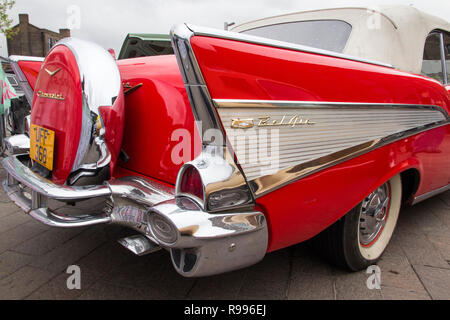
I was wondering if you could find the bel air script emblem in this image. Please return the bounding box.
[231,115,315,129]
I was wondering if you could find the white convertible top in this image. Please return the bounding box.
[232,5,450,74]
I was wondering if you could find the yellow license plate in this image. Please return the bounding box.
[30,124,55,171]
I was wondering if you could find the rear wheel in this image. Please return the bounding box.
[315,175,402,271]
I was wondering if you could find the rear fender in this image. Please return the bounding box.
[9,56,43,106]
[170,24,450,251]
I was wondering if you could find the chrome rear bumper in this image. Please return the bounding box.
[1,155,268,277]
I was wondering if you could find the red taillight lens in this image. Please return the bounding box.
[180,166,204,201]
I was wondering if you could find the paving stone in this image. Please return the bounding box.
[287,274,335,300]
[425,235,450,267]
[13,226,87,256]
[0,202,21,218]
[410,198,450,235]
[430,206,450,229]
[0,222,47,254]
[0,250,34,280]
[377,254,428,292]
[334,270,384,300]
[290,244,334,277]
[142,265,196,299]
[237,249,291,300]
[0,266,56,300]
[28,226,108,273]
[25,270,99,300]
[381,231,405,258]
[100,249,196,299]
[438,191,450,207]
[381,285,431,300]
[397,227,449,269]
[413,265,450,300]
[0,190,12,203]
[187,271,247,300]
[100,250,169,287]
[0,208,29,233]
[76,281,156,300]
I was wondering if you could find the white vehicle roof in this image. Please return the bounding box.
[232,5,450,74]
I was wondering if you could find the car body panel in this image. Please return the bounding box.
[17,60,41,91]
[117,55,201,185]
[31,45,83,184]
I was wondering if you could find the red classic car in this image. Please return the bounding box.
[2,5,449,277]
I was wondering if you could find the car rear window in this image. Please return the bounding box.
[240,20,352,53]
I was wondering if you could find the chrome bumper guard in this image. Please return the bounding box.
[1,155,268,277]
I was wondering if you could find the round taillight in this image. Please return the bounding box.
[179,166,204,201]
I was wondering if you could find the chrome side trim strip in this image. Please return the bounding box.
[9,55,45,63]
[214,99,450,117]
[185,23,394,69]
[214,99,449,197]
[412,184,450,205]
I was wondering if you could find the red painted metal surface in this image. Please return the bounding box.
[190,36,449,107]
[189,35,450,252]
[116,55,201,185]
[31,45,83,184]
[17,61,42,90]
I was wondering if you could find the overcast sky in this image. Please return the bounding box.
[0,0,449,57]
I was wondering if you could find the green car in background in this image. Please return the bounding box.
[118,33,173,59]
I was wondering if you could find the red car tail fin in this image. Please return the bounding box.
[9,56,44,106]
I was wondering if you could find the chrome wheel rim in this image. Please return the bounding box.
[359,183,390,246]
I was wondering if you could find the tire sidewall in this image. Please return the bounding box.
[343,175,402,270]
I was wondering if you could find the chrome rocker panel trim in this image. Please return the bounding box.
[1,155,268,277]
[412,184,450,205]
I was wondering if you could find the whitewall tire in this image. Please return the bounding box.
[314,174,402,271]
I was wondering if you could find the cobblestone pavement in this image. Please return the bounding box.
[0,167,449,300]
